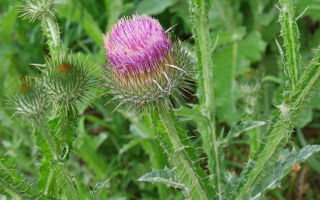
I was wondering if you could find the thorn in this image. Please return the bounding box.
[165,24,178,33]
[166,64,188,75]
[153,79,168,92]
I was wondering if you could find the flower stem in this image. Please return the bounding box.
[42,16,63,56]
[158,104,208,200]
[190,0,222,196]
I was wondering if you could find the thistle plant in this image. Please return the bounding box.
[2,0,320,199]
[3,0,99,199]
[103,15,209,199]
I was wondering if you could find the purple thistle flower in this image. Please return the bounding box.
[103,15,194,110]
[104,15,171,75]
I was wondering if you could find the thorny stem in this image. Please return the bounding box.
[42,16,63,56]
[196,0,222,197]
[236,47,320,199]
[158,104,209,200]
[45,17,60,48]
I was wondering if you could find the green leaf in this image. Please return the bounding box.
[75,116,108,179]
[119,138,146,154]
[89,180,110,200]
[211,27,246,47]
[249,145,320,199]
[214,31,266,124]
[104,0,132,31]
[221,121,267,147]
[0,156,49,200]
[136,0,177,15]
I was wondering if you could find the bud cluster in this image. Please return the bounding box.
[10,54,96,129]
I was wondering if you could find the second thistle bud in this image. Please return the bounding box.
[103,15,194,110]
[40,53,96,114]
[10,79,48,128]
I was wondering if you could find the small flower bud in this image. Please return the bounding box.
[40,53,96,114]
[18,0,55,22]
[10,78,48,128]
[103,15,194,110]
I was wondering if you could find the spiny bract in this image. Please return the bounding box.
[39,53,96,115]
[103,15,194,111]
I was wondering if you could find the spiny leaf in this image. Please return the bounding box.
[0,156,50,200]
[249,145,320,199]
[89,179,110,200]
[139,168,187,190]
[279,0,301,89]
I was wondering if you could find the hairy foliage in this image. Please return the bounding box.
[0,156,49,200]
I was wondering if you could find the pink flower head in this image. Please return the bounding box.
[103,15,193,110]
[103,15,171,75]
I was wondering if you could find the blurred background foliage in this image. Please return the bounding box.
[0,0,319,199]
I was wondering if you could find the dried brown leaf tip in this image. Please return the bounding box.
[59,63,71,73]
[292,163,301,171]
[20,83,30,93]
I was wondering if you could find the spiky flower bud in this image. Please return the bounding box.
[10,79,48,128]
[18,0,55,22]
[103,15,194,110]
[40,53,96,114]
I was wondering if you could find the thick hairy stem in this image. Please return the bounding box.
[158,105,209,200]
[189,0,221,196]
[198,4,221,198]
[279,0,301,88]
[42,16,62,56]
